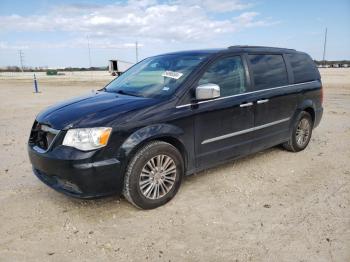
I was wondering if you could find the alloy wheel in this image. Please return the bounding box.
[296,118,311,147]
[139,154,177,200]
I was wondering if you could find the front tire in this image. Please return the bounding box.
[123,141,184,209]
[283,111,313,152]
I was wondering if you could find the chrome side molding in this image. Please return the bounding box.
[176,80,319,109]
[201,117,290,144]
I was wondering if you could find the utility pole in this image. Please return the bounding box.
[87,35,93,79]
[87,35,92,69]
[322,28,327,67]
[18,50,24,72]
[135,41,139,63]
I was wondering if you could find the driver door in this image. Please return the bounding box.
[193,55,255,169]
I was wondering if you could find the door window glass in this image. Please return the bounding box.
[248,54,288,90]
[198,56,246,97]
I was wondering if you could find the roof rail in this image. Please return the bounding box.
[228,45,296,51]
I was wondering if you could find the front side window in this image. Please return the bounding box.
[105,53,210,98]
[198,56,246,97]
[248,54,288,90]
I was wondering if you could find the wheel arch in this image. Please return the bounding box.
[117,124,188,174]
[293,99,316,127]
[303,107,315,124]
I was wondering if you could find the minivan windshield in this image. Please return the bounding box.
[104,53,210,98]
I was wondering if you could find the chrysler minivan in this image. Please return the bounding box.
[28,46,323,209]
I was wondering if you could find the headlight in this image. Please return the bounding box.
[62,127,112,151]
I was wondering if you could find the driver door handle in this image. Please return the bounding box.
[240,102,253,108]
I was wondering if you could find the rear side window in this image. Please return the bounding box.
[248,54,288,90]
[287,53,319,84]
[198,56,246,97]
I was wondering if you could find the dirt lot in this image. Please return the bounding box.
[0,69,349,261]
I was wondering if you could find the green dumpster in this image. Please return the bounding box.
[46,70,58,76]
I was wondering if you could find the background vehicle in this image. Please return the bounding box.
[108,59,133,76]
[28,46,323,209]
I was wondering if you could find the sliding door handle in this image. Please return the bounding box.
[240,102,253,108]
[257,99,269,104]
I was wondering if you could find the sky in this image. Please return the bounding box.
[0,0,349,68]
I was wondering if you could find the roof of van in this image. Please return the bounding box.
[227,45,296,52]
[162,46,299,56]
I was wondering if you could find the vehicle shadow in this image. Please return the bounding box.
[184,146,285,183]
[45,145,287,219]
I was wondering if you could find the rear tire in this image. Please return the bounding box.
[123,141,184,209]
[283,111,313,152]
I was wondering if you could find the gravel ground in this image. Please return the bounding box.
[0,69,349,261]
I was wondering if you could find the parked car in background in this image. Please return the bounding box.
[28,46,323,209]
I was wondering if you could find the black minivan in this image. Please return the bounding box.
[28,46,323,209]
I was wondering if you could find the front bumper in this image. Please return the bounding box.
[28,145,123,199]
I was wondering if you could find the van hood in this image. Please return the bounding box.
[36,91,156,130]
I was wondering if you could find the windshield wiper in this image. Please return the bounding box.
[116,90,140,97]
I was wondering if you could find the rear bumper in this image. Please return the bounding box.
[314,107,323,128]
[28,145,124,199]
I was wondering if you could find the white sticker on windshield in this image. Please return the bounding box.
[162,71,183,80]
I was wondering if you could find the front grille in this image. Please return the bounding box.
[29,121,59,151]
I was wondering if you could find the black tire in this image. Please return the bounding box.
[283,111,313,152]
[123,141,184,209]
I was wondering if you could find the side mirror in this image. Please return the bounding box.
[195,83,220,100]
